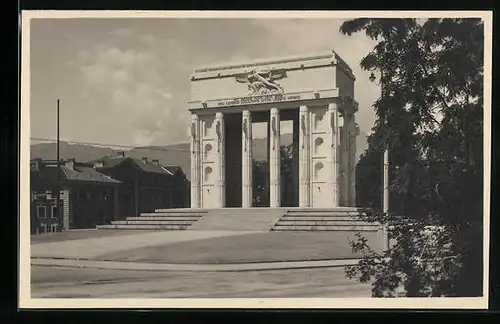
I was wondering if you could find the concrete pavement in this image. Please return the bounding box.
[31,256,362,272]
[31,265,373,298]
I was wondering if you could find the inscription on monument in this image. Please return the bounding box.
[217,94,302,107]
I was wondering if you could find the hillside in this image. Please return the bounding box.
[30,133,368,181]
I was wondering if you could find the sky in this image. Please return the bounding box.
[30,18,380,148]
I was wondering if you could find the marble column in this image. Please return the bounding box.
[189,113,200,208]
[269,107,281,208]
[242,110,253,208]
[298,105,310,207]
[292,112,300,206]
[340,113,350,206]
[350,122,359,206]
[328,103,341,207]
[215,112,225,208]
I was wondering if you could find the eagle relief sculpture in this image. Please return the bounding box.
[236,69,286,96]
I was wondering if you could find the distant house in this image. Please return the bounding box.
[93,151,189,218]
[30,158,121,234]
[163,166,190,208]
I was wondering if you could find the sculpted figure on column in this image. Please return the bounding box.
[216,119,222,152]
[300,114,306,149]
[271,115,278,150]
[190,121,196,143]
[242,117,249,151]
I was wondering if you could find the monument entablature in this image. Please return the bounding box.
[188,89,359,115]
[187,50,360,210]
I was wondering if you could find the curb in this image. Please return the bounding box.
[31,257,362,272]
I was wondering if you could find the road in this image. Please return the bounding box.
[31,265,373,298]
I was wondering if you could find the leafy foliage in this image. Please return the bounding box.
[342,18,484,297]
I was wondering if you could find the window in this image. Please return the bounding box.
[51,205,58,218]
[37,206,46,219]
[103,189,109,200]
[90,190,99,200]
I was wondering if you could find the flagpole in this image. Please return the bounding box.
[56,99,61,232]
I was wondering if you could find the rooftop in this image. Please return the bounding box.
[192,49,352,74]
[93,154,181,176]
[30,159,121,184]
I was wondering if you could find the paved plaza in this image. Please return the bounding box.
[31,229,373,298]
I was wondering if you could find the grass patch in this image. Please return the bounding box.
[97,231,383,264]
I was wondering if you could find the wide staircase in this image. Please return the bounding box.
[188,208,285,231]
[96,208,209,231]
[271,207,380,232]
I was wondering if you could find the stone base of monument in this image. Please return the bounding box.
[96,208,209,231]
[271,207,380,232]
[187,208,286,231]
[96,207,381,233]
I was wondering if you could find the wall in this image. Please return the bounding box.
[199,114,218,208]
[190,63,336,102]
[335,67,355,100]
[309,105,330,207]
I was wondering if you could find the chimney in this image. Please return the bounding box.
[31,158,43,171]
[65,158,75,170]
[152,159,160,166]
[93,160,104,168]
[141,157,148,164]
[116,151,125,158]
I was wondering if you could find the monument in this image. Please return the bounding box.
[187,50,360,209]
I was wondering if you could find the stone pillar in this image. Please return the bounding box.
[215,112,225,208]
[242,110,253,208]
[328,103,341,207]
[269,107,281,208]
[339,113,349,206]
[350,122,359,206]
[189,113,200,208]
[266,121,271,206]
[292,112,300,206]
[298,105,310,207]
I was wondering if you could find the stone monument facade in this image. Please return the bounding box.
[187,50,360,209]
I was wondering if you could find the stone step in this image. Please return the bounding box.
[280,216,364,221]
[284,211,362,217]
[271,225,380,231]
[285,207,360,212]
[140,212,205,217]
[96,224,189,230]
[127,216,202,221]
[276,220,379,226]
[154,208,209,213]
[113,220,196,226]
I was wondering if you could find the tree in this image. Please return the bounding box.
[341,18,484,297]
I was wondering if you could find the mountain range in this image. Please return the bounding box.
[30,133,368,181]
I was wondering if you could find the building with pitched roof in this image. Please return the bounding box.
[93,151,189,218]
[30,158,121,234]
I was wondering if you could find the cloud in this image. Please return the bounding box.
[252,19,380,133]
[32,18,382,150]
[76,37,176,146]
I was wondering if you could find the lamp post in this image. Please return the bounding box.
[369,71,390,251]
